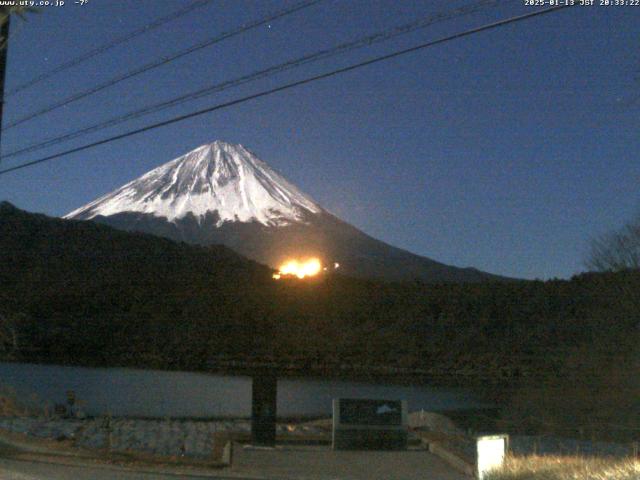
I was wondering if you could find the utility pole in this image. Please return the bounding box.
[0,11,10,163]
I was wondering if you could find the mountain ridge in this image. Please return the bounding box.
[65,141,322,226]
[65,141,509,283]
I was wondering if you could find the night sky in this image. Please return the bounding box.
[1,0,638,280]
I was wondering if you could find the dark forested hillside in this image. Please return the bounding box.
[0,201,278,368]
[1,202,638,438]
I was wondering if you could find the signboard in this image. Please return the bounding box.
[339,399,404,426]
[477,434,508,480]
[333,398,408,450]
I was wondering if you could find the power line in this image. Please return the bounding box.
[2,0,506,161]
[2,0,323,132]
[0,5,573,178]
[5,0,215,97]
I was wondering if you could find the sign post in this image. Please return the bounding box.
[251,374,277,447]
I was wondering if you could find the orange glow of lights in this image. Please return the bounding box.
[272,258,322,279]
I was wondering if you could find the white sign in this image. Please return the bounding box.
[476,435,508,480]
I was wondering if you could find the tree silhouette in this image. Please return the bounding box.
[586,213,640,272]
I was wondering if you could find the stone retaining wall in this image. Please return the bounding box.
[0,416,323,458]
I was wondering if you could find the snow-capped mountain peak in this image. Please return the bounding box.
[65,141,322,226]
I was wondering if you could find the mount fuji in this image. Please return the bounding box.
[65,141,503,283]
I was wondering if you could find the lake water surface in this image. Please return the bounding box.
[0,362,487,418]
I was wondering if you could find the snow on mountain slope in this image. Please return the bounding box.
[65,141,322,226]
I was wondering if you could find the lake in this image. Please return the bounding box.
[0,362,487,418]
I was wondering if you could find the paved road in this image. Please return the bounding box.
[0,446,468,480]
[231,445,468,480]
[0,458,249,480]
